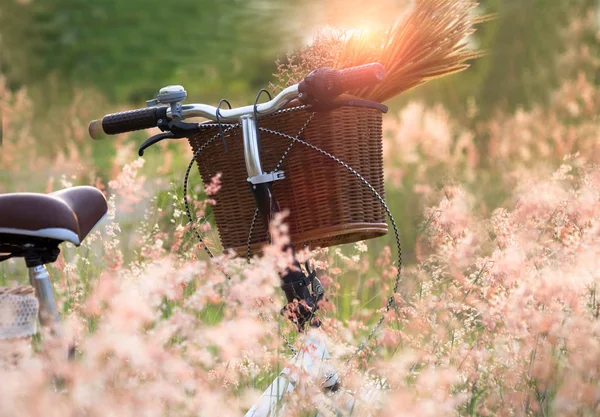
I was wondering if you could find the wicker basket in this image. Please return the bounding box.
[187,101,387,255]
[0,286,38,341]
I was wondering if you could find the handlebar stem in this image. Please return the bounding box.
[241,116,264,179]
[173,86,299,187]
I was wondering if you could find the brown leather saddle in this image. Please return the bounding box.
[0,186,108,263]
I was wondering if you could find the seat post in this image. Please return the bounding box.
[25,256,60,327]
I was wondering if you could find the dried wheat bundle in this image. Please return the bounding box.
[273,0,490,102]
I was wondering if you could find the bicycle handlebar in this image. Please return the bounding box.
[88,85,299,140]
[88,63,386,139]
[175,84,301,122]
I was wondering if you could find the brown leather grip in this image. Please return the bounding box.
[329,63,385,94]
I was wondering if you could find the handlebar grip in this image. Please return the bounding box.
[329,63,385,94]
[88,107,160,139]
[299,63,386,108]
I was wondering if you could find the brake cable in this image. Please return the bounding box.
[216,99,232,153]
[182,124,238,270]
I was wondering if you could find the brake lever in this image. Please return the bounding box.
[138,132,176,156]
[138,120,201,156]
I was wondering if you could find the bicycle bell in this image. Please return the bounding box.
[146,85,187,119]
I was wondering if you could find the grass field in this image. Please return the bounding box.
[1,26,600,417]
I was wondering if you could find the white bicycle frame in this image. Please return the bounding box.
[245,329,334,417]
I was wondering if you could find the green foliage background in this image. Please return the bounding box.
[0,0,310,102]
[2,0,597,109]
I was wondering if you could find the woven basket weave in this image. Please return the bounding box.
[188,102,387,255]
[0,286,38,340]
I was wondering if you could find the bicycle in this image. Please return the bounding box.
[0,62,401,416]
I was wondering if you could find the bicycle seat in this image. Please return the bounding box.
[0,186,108,246]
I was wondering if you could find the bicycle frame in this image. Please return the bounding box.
[246,331,385,417]
[245,329,336,417]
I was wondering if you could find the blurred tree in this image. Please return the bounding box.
[0,0,307,102]
[400,0,598,119]
[476,0,573,116]
[1,0,597,110]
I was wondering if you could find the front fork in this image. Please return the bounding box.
[243,116,323,330]
[250,181,324,330]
